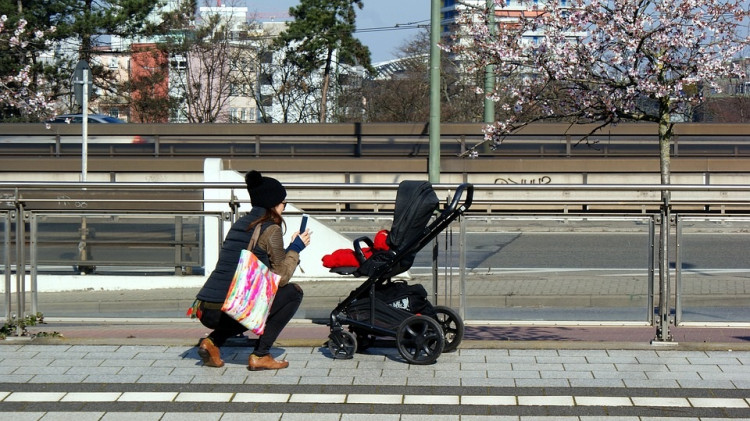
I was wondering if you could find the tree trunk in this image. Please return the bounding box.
[319,48,333,123]
[81,0,93,62]
[655,99,673,342]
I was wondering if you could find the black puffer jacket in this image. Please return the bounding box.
[196,207,300,303]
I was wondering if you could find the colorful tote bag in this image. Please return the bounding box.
[221,226,281,335]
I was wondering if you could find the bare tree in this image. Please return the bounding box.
[347,30,485,123]
[228,25,320,123]
[162,0,240,123]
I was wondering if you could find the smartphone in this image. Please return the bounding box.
[299,213,309,233]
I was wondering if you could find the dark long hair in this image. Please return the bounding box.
[248,207,286,233]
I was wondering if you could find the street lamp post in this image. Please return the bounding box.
[429,0,441,183]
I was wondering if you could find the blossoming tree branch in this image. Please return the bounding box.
[453,0,750,181]
[0,15,55,116]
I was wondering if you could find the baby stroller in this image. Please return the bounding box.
[327,181,473,364]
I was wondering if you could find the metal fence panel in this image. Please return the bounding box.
[675,215,750,325]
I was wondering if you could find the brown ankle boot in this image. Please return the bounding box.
[248,354,289,371]
[198,338,224,368]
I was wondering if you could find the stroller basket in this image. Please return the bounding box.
[327,181,473,364]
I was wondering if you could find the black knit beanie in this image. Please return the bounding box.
[245,170,287,209]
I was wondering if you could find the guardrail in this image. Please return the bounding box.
[4,181,750,213]
[2,122,750,158]
[2,182,749,341]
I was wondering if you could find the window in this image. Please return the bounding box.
[170,56,187,71]
[260,73,273,86]
[230,84,250,97]
[109,58,118,70]
[260,94,273,107]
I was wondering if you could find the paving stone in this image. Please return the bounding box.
[136,375,194,384]
[160,413,222,421]
[340,414,400,421]
[65,366,121,375]
[0,374,35,382]
[677,379,735,389]
[28,375,88,383]
[352,376,406,386]
[297,376,353,385]
[118,366,174,376]
[100,412,164,421]
[279,414,340,421]
[408,377,461,387]
[0,413,43,421]
[190,374,248,384]
[82,375,142,384]
[488,370,540,379]
[40,412,105,421]
[220,413,281,421]
[2,358,54,366]
[568,378,626,388]
[461,377,515,387]
[541,370,594,379]
[49,359,104,367]
[515,378,570,388]
[536,356,588,364]
[13,366,70,375]
[622,379,680,388]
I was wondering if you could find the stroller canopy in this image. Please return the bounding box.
[386,180,440,266]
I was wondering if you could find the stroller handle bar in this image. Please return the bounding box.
[445,183,473,213]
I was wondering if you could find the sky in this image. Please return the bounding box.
[246,0,431,63]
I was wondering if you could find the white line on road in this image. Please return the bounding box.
[2,391,748,408]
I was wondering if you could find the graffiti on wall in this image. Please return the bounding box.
[495,176,552,185]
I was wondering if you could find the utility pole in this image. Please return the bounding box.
[483,0,496,153]
[429,0,441,183]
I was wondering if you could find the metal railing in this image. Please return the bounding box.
[2,181,750,341]
[2,122,750,158]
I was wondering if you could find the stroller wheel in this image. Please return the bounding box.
[433,305,464,353]
[396,315,445,365]
[327,330,357,359]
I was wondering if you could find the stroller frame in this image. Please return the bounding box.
[327,182,473,364]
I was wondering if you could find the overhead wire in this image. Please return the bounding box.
[354,19,430,34]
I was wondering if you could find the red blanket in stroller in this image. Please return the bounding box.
[322,230,390,268]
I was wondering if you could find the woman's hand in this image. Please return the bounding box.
[296,229,311,247]
[290,229,312,251]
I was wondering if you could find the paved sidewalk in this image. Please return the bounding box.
[1,341,750,420]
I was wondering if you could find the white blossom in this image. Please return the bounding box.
[0,17,54,115]
[452,0,750,155]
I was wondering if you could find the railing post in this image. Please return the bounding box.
[174,216,184,275]
[431,237,438,305]
[4,211,12,322]
[458,213,467,322]
[15,201,26,336]
[228,190,240,223]
[647,216,655,325]
[30,212,38,315]
[675,214,683,325]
